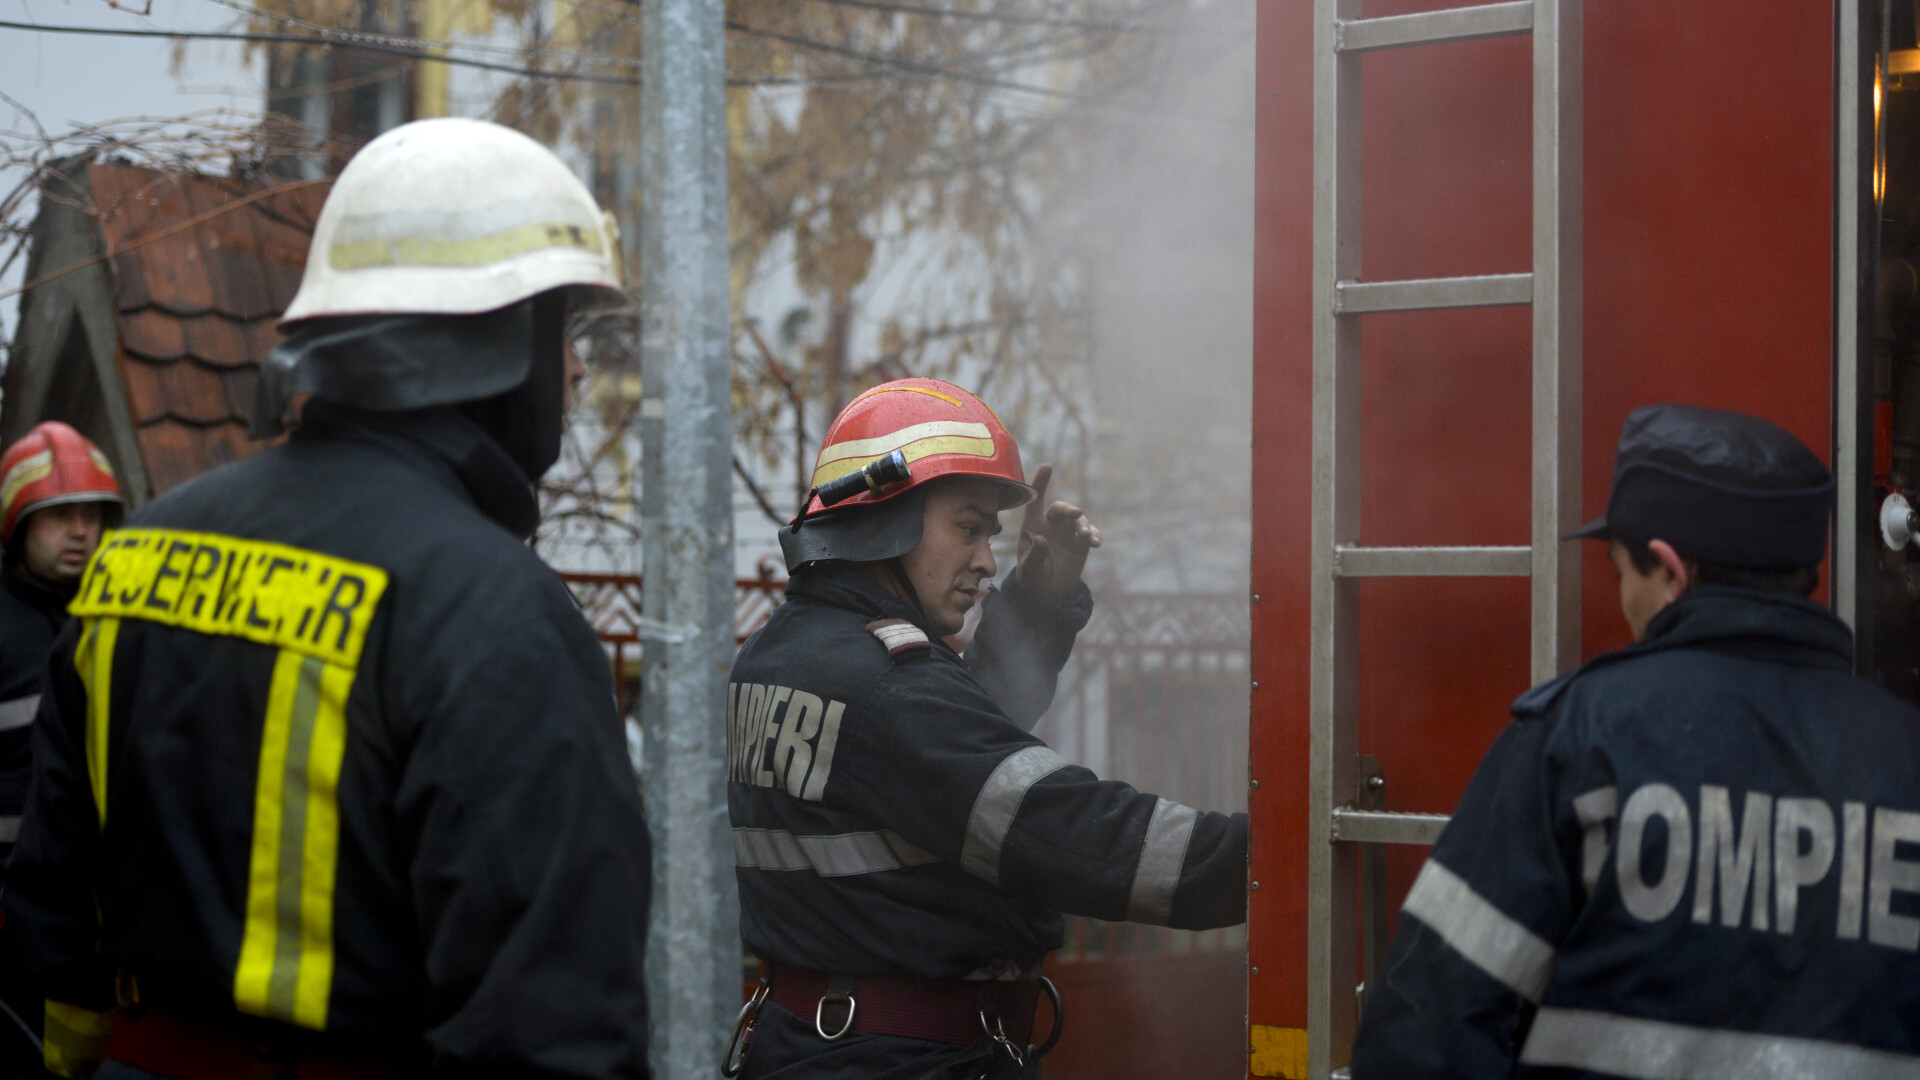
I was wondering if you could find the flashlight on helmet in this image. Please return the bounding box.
[789,450,913,535]
[815,450,912,508]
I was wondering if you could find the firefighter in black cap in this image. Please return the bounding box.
[1351,403,1920,1078]
[723,378,1248,1080]
[4,118,652,1079]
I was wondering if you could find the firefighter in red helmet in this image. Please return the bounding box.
[724,379,1250,1080]
[0,421,123,854]
[0,422,123,1075]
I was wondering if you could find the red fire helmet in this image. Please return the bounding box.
[803,378,1034,516]
[0,422,125,544]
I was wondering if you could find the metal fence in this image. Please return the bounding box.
[559,570,787,714]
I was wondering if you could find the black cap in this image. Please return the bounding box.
[1568,404,1834,568]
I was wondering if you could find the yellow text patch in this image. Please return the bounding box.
[71,529,389,669]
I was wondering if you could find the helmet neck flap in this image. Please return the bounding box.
[780,488,936,626]
[778,485,926,574]
[254,293,568,483]
[458,292,567,483]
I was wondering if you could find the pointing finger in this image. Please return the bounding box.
[1028,463,1054,506]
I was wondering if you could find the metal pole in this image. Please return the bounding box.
[1833,0,1878,661]
[1531,0,1582,683]
[639,0,738,1076]
[1308,0,1362,1075]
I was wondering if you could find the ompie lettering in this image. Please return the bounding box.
[1577,782,1920,949]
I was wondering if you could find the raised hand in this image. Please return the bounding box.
[1012,463,1102,604]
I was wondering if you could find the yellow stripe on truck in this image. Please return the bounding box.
[1249,1025,1309,1079]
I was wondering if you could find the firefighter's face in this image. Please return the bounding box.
[900,479,1004,636]
[21,502,105,586]
[562,329,589,419]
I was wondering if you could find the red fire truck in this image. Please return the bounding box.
[1248,1,1896,1078]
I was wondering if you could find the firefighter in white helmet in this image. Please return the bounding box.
[5,118,653,1079]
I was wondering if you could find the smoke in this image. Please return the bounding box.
[1033,0,1252,818]
[721,6,1257,1068]
[1019,4,1254,1077]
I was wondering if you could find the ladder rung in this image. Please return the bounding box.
[1334,273,1532,314]
[1335,2,1534,53]
[1332,809,1451,846]
[1334,545,1530,577]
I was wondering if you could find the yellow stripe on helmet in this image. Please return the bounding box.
[0,451,53,517]
[815,421,994,471]
[849,384,965,409]
[812,432,998,489]
[329,220,605,271]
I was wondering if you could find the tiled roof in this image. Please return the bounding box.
[88,164,330,494]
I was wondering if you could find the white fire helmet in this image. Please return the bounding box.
[280,118,626,325]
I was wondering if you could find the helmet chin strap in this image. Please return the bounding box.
[883,557,932,626]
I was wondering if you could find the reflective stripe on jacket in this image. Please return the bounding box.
[728,564,1247,981]
[0,564,71,861]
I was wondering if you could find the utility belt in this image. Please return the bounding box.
[723,963,1063,1077]
[104,1004,423,1080]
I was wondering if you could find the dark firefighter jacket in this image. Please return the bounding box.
[728,563,1247,1075]
[0,564,74,861]
[1351,587,1920,1080]
[4,403,653,1079]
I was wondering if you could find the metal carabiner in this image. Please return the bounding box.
[722,977,770,1077]
[1028,976,1063,1060]
[977,1008,1026,1068]
[815,990,857,1040]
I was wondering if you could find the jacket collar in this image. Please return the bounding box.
[785,562,938,635]
[1638,586,1852,668]
[293,401,540,539]
[2,562,75,614]
[1513,586,1852,716]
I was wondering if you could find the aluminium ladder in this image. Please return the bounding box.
[1306,2,1582,1078]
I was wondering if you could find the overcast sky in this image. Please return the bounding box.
[2,0,260,334]
[4,0,259,121]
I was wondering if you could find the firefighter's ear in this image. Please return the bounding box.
[1647,539,1692,597]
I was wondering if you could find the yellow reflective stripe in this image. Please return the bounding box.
[1248,1025,1307,1079]
[233,649,300,1019]
[233,650,352,1029]
[328,219,605,271]
[849,383,964,409]
[73,617,119,824]
[814,420,993,470]
[0,451,53,515]
[811,435,999,488]
[294,660,353,1025]
[42,999,111,1080]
